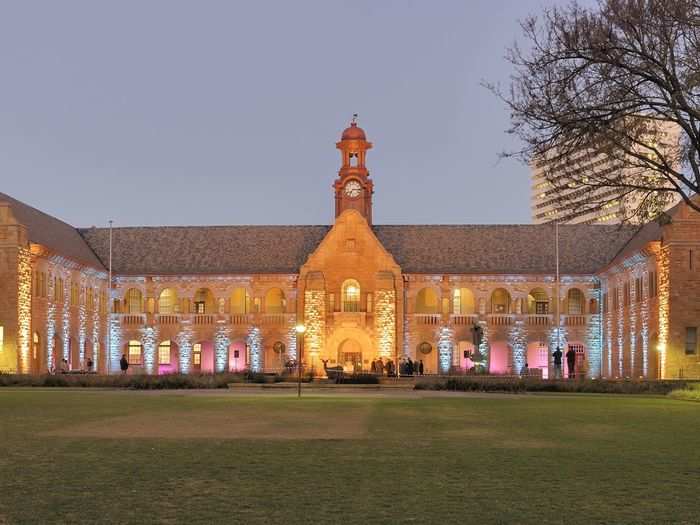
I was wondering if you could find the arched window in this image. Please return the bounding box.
[567,288,584,315]
[527,288,549,314]
[193,288,215,314]
[452,288,475,314]
[415,288,439,314]
[341,279,361,312]
[230,287,250,314]
[158,341,171,365]
[264,288,286,314]
[124,288,143,314]
[33,332,40,361]
[589,297,599,314]
[127,340,142,365]
[490,288,511,314]
[158,288,178,314]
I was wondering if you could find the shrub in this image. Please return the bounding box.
[415,376,696,395]
[668,383,700,402]
[335,373,380,385]
[0,372,249,389]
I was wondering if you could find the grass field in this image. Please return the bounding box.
[0,390,698,524]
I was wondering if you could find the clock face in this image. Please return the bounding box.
[344,180,362,198]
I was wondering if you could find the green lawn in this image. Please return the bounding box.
[0,390,698,524]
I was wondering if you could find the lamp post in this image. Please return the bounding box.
[295,323,306,398]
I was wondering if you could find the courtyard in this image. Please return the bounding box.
[0,389,698,524]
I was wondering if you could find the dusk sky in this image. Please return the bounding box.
[0,0,579,227]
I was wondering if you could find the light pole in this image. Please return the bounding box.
[295,323,306,398]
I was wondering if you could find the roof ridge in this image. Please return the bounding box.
[0,191,78,230]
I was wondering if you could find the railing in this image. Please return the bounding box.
[230,314,252,325]
[487,314,514,326]
[415,314,441,326]
[450,314,478,326]
[157,314,180,325]
[261,313,289,325]
[565,315,586,326]
[121,314,145,326]
[526,314,551,326]
[193,314,216,325]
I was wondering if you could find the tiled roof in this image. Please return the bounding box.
[79,226,331,275]
[374,224,641,274]
[0,192,105,269]
[79,223,641,276]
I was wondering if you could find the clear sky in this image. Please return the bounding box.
[1,0,564,227]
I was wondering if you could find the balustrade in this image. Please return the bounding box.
[526,314,551,326]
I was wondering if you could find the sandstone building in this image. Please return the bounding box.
[1,121,699,379]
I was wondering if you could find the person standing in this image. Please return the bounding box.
[552,347,563,379]
[566,347,576,379]
[407,357,414,376]
[119,353,129,375]
[377,358,385,376]
[419,360,424,376]
[370,359,377,374]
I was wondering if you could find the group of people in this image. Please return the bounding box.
[551,346,586,379]
[399,356,424,376]
[369,357,396,376]
[49,357,94,374]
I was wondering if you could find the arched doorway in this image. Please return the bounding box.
[228,340,247,372]
[489,341,509,374]
[192,341,214,373]
[338,338,363,373]
[416,341,437,374]
[157,340,179,375]
[527,341,549,379]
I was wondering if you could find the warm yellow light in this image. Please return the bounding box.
[295,324,306,334]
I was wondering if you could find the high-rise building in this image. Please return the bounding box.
[531,122,681,224]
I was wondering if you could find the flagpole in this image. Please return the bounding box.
[107,220,113,375]
[555,221,561,377]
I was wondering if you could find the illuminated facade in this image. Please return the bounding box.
[1,121,698,378]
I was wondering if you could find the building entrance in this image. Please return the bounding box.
[337,338,363,373]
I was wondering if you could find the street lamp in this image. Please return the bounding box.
[295,323,306,398]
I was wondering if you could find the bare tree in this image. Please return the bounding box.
[491,0,700,221]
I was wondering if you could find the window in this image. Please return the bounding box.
[623,282,631,307]
[567,288,584,315]
[454,288,476,314]
[86,288,94,311]
[158,341,171,364]
[613,288,619,309]
[71,283,80,307]
[342,279,361,312]
[264,288,286,314]
[158,288,178,314]
[127,340,142,365]
[635,278,642,303]
[193,288,215,314]
[685,327,698,355]
[490,288,511,314]
[33,332,40,360]
[125,288,143,314]
[603,292,609,314]
[193,343,202,365]
[230,288,249,314]
[648,271,658,298]
[0,326,4,353]
[527,288,548,315]
[366,293,373,313]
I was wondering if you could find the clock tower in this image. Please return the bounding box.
[334,117,374,224]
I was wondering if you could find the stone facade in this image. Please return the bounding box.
[1,122,698,378]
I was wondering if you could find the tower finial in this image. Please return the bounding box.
[352,113,358,125]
